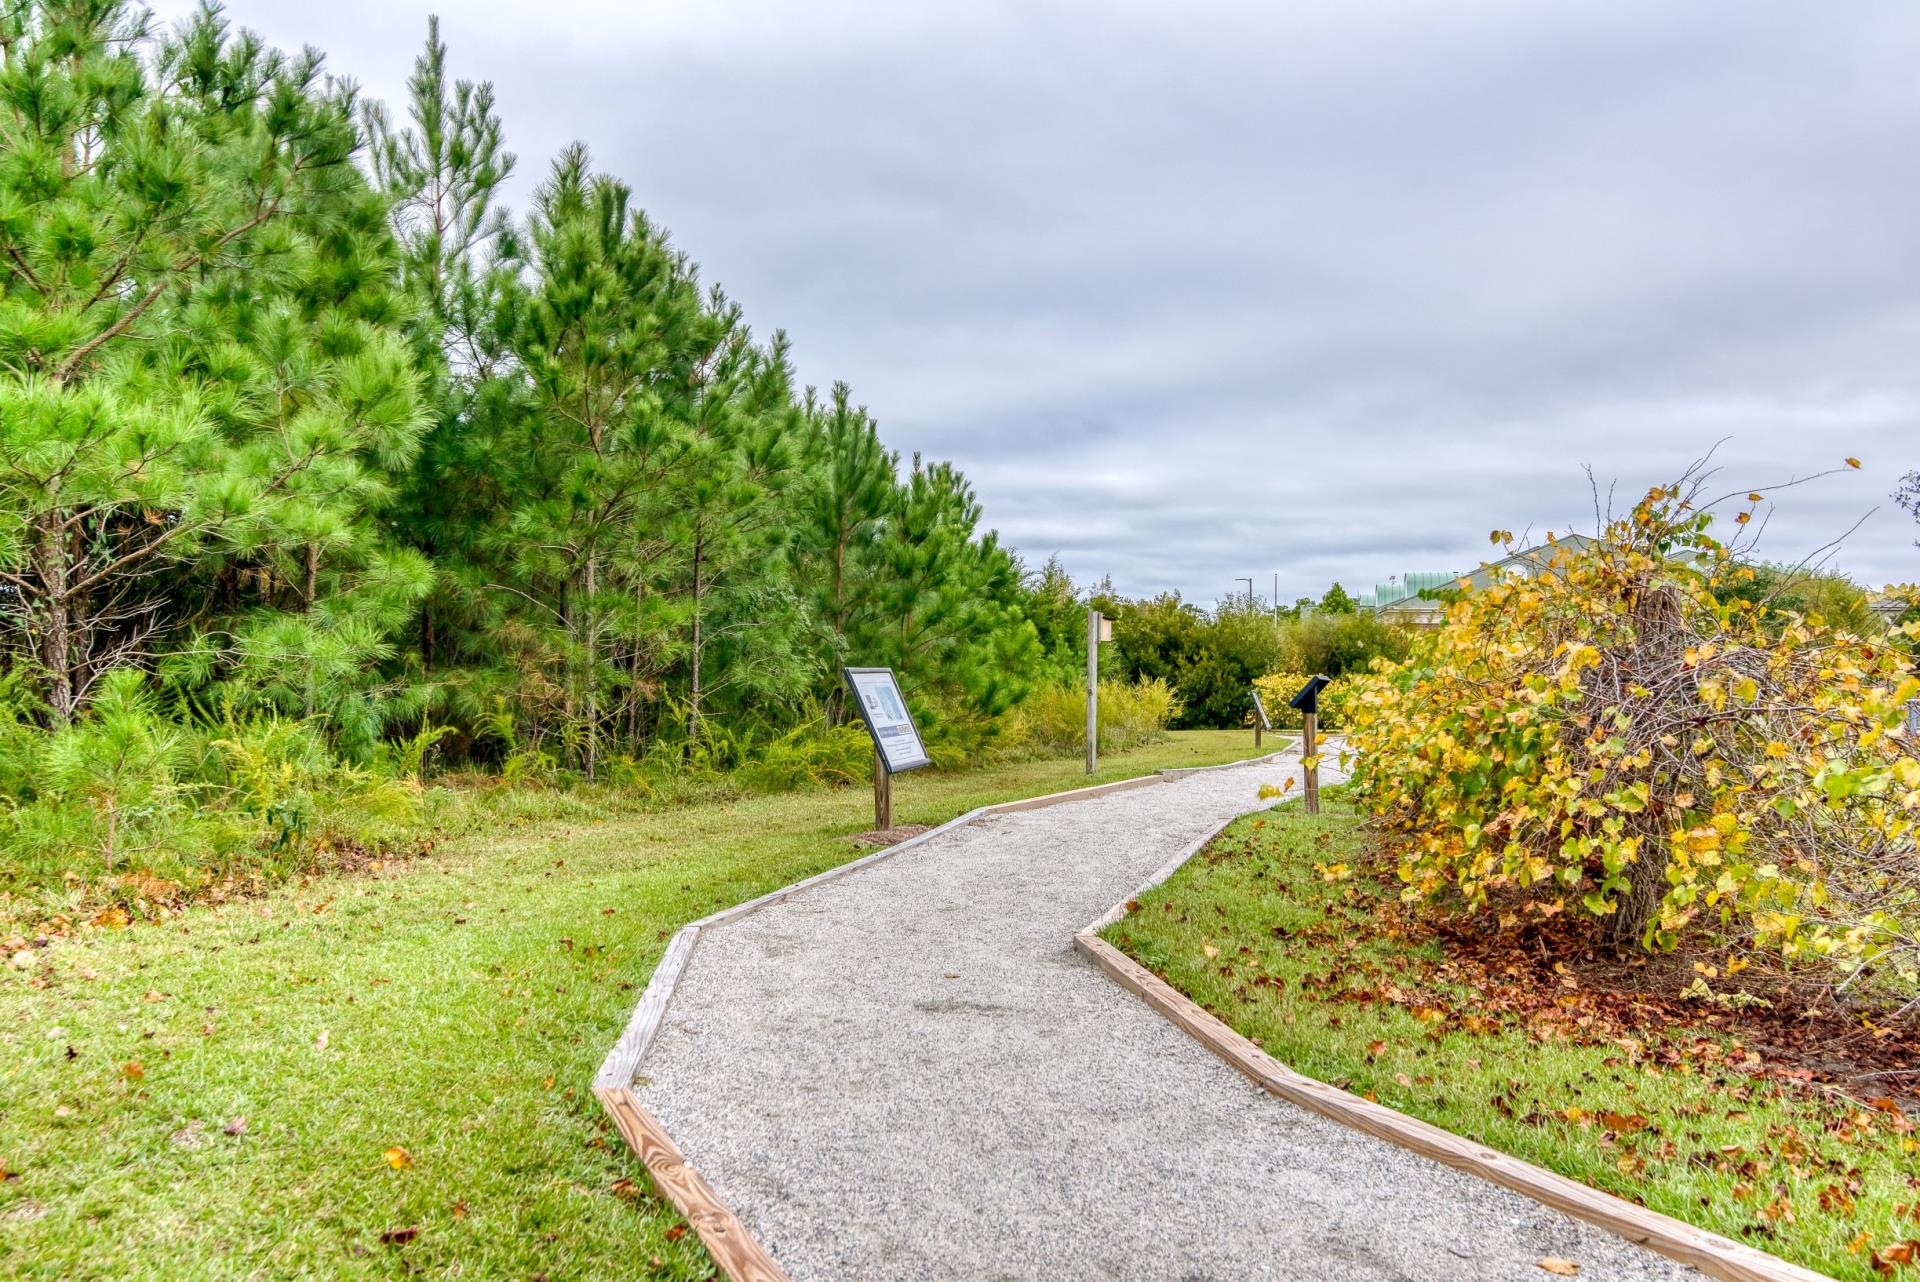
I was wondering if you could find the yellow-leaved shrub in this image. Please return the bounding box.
[1251,672,1355,730]
[1009,677,1182,757]
[1342,475,1920,994]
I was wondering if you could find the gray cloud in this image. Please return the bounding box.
[157,0,1920,603]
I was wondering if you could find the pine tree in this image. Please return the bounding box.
[490,145,722,775]
[159,185,431,752]
[0,1,414,723]
[791,383,897,720]
[858,457,1039,721]
[663,328,809,744]
[362,18,516,711]
[361,16,513,369]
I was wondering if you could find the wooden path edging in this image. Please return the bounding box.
[1073,809,1836,1282]
[592,745,1299,1281]
[596,1084,788,1282]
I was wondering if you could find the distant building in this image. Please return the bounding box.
[1357,535,1595,628]
[1867,591,1911,623]
[1353,572,1453,627]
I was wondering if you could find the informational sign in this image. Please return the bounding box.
[1289,674,1332,713]
[843,667,932,775]
[1250,688,1272,732]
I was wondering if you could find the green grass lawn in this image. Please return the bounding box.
[1104,804,1920,1282]
[0,730,1262,1281]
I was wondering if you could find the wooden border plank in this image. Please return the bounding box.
[1156,741,1296,780]
[1075,858,1836,1282]
[596,1086,792,1282]
[1080,745,1321,933]
[595,925,702,1091]
[1078,812,1245,934]
[980,771,1162,812]
[689,808,991,932]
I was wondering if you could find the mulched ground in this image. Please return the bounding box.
[1338,827,1920,1111]
[844,824,932,849]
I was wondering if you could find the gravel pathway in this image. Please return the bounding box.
[636,755,1703,1281]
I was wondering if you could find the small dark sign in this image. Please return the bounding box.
[1289,674,1332,713]
[1250,688,1272,732]
[843,667,932,775]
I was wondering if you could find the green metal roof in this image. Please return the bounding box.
[1354,537,1597,610]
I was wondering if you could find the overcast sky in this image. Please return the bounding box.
[153,0,1920,606]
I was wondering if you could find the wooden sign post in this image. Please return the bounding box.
[1250,687,1271,750]
[844,667,931,831]
[1085,609,1112,775]
[1085,609,1098,775]
[1288,675,1331,816]
[1301,709,1319,813]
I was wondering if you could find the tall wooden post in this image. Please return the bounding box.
[1085,608,1100,775]
[873,746,892,831]
[1254,721,1263,750]
[1301,710,1320,815]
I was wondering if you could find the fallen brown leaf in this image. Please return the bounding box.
[1874,1241,1918,1275]
[1537,1258,1580,1276]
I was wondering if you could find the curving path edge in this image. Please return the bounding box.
[596,752,1826,1282]
[592,752,1294,1281]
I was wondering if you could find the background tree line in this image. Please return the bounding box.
[0,3,1046,787]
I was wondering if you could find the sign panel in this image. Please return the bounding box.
[843,667,932,775]
[1250,688,1272,732]
[1289,674,1332,713]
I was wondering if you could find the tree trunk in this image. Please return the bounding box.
[560,578,576,767]
[1603,582,1687,949]
[302,544,320,717]
[33,511,76,722]
[628,579,645,752]
[1605,835,1671,949]
[583,550,598,781]
[687,526,704,748]
[826,526,848,726]
[627,641,641,751]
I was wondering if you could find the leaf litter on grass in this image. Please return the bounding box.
[1107,808,1920,1280]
